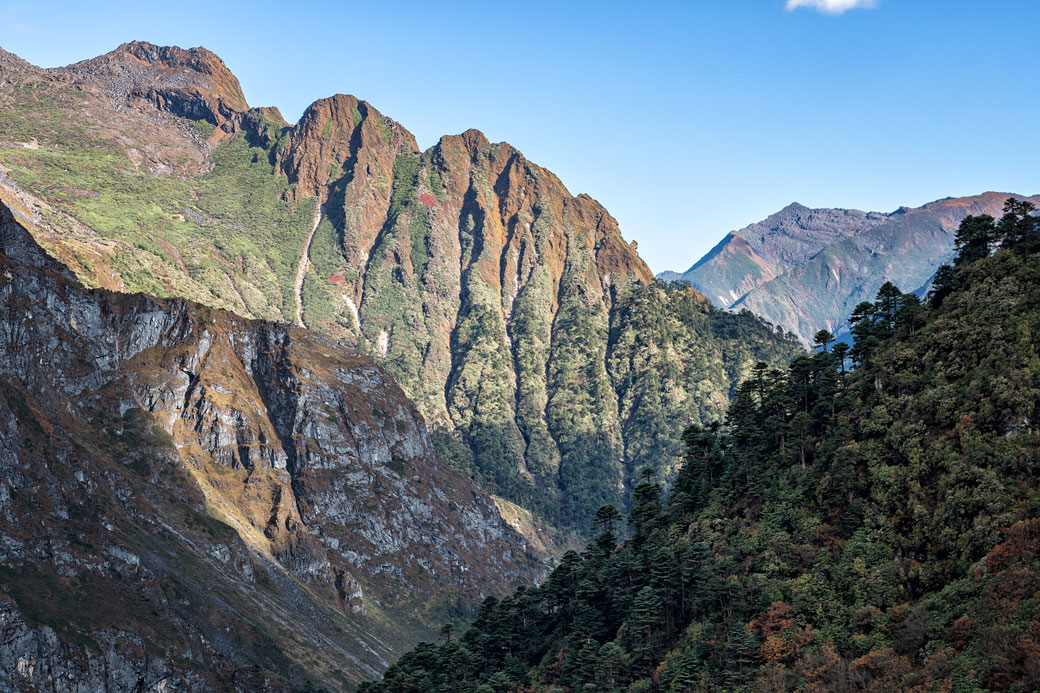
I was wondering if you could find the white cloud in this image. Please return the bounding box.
[785,0,878,15]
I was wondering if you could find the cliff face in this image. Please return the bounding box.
[668,193,1040,342]
[0,42,798,534]
[55,41,250,132]
[0,201,536,689]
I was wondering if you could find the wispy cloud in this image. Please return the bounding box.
[785,0,879,15]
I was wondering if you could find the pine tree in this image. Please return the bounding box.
[813,329,834,352]
[954,214,995,265]
[630,586,663,672]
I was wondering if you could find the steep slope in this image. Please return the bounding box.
[0,200,537,690]
[0,43,801,534]
[665,194,1040,344]
[363,209,1040,693]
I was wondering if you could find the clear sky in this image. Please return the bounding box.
[1,0,1037,273]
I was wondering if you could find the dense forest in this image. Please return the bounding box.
[361,199,1040,692]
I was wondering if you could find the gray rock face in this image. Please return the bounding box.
[0,201,537,689]
[0,600,207,693]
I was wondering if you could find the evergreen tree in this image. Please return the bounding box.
[954,213,996,264]
[813,329,834,352]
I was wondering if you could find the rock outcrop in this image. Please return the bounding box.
[0,200,537,689]
[56,41,249,133]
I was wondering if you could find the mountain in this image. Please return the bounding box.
[362,203,1040,693]
[0,198,538,689]
[0,42,802,534]
[678,203,889,309]
[666,193,1040,343]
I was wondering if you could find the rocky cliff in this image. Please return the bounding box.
[0,42,800,535]
[667,193,1040,342]
[0,199,537,690]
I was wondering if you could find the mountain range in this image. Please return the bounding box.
[0,42,800,539]
[2,37,1039,693]
[0,41,805,688]
[663,193,1040,343]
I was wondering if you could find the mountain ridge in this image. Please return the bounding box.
[664,191,1040,342]
[0,41,802,536]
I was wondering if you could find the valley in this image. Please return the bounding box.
[0,21,1036,693]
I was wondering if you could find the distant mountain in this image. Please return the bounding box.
[0,42,802,536]
[664,193,1040,342]
[680,203,888,309]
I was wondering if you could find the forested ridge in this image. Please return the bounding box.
[362,199,1040,692]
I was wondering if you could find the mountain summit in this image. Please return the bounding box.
[665,192,1040,342]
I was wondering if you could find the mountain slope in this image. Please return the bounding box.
[680,203,888,308]
[0,42,802,534]
[363,206,1040,693]
[0,199,537,689]
[667,193,1039,343]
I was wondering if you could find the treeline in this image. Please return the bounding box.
[362,199,1040,692]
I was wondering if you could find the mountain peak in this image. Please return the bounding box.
[0,45,42,76]
[278,93,419,199]
[54,41,249,128]
[439,128,492,162]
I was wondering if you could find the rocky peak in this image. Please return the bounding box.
[0,46,42,79]
[53,41,249,131]
[279,94,419,200]
[436,128,653,286]
[443,128,492,162]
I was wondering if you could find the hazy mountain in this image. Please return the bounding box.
[665,193,1039,342]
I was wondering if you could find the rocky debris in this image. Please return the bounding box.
[53,41,249,133]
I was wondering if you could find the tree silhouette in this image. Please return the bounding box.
[813,329,834,352]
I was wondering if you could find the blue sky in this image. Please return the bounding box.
[1,0,1037,273]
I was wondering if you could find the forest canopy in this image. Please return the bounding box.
[362,199,1040,693]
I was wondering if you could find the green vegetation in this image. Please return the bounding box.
[387,153,431,282]
[362,200,1040,692]
[0,102,315,320]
